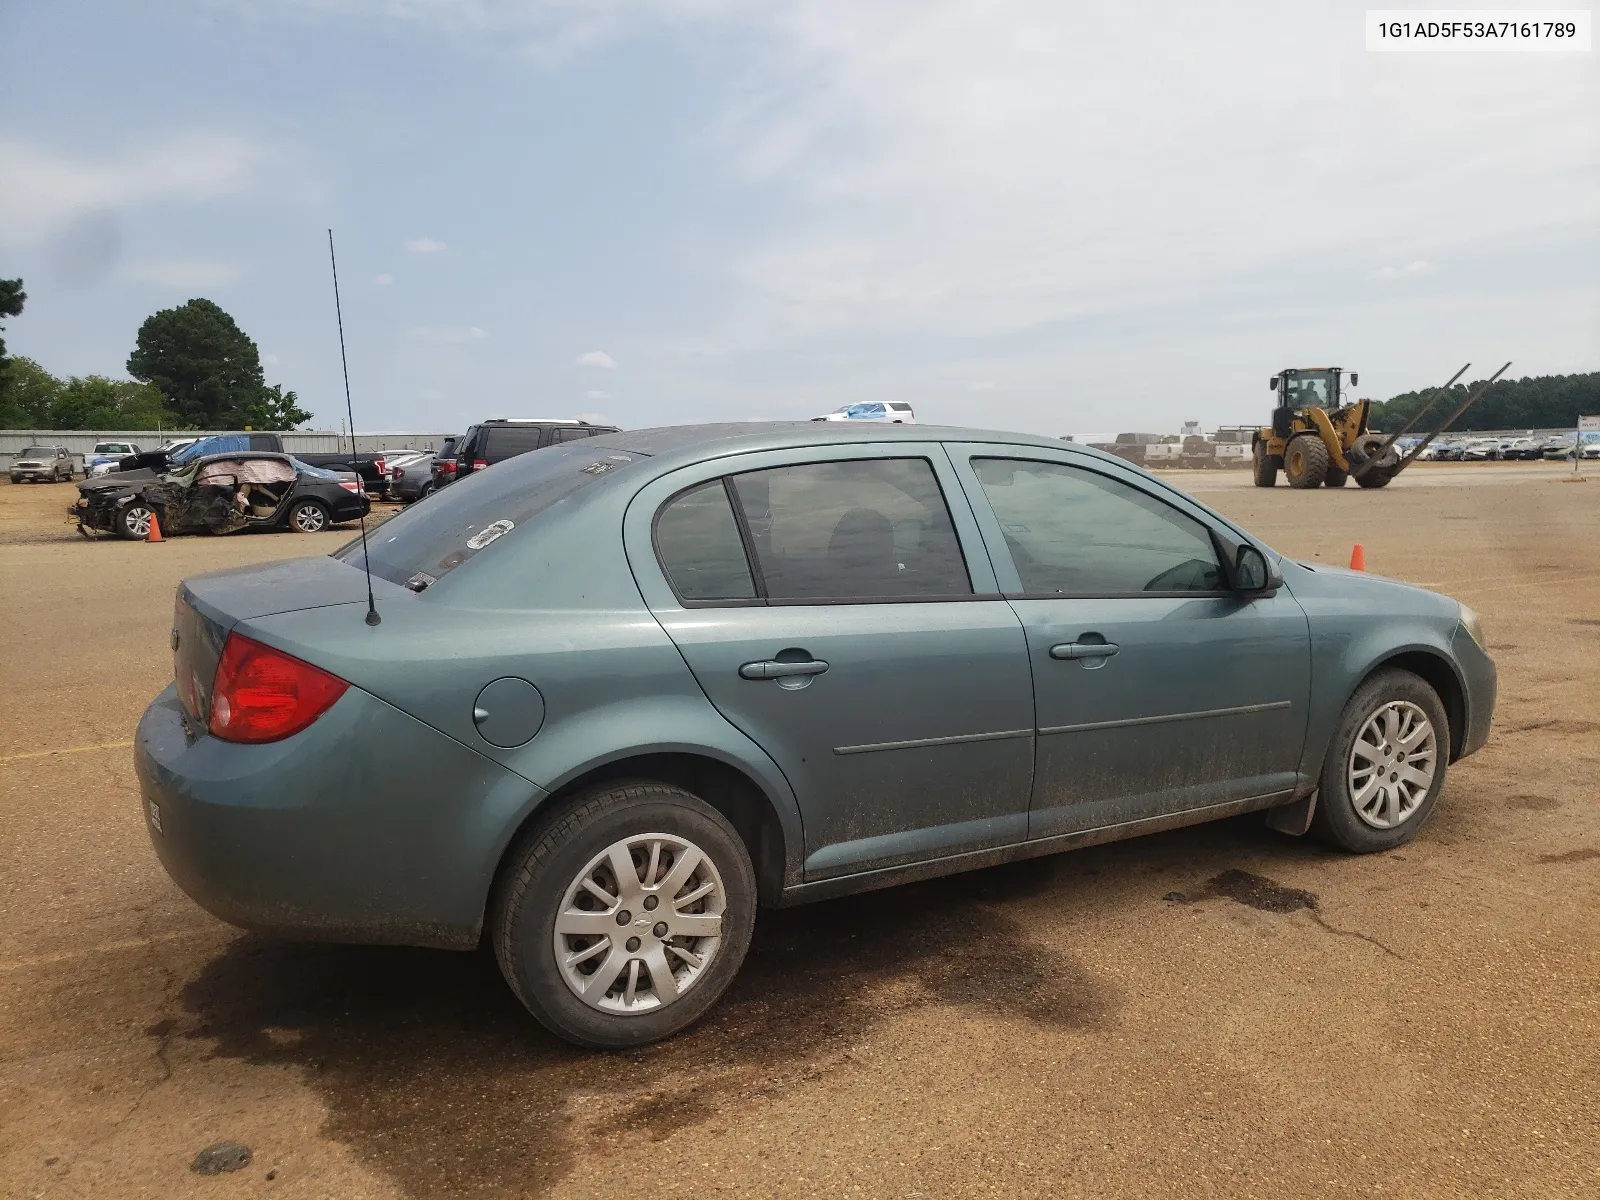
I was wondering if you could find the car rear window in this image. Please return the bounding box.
[338,441,643,588]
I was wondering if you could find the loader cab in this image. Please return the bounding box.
[1270,368,1354,411]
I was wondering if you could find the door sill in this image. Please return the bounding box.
[776,789,1293,907]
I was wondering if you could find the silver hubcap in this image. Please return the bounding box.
[295,506,325,531]
[553,833,726,1015]
[125,507,152,537]
[1348,701,1437,829]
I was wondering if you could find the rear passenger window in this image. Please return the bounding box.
[730,458,970,601]
[655,482,757,601]
[485,427,546,459]
[552,427,590,442]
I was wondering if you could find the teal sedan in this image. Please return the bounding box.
[137,423,1495,1047]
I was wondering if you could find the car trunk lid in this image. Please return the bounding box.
[172,555,402,726]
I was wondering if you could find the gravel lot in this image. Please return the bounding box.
[2,463,1596,1199]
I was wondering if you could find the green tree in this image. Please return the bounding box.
[126,298,308,430]
[1372,371,1600,432]
[50,376,177,430]
[0,278,23,366]
[0,356,59,428]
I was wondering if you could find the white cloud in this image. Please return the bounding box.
[969,380,995,391]
[420,388,446,401]
[262,353,281,365]
[404,237,447,253]
[586,389,612,401]
[413,326,488,343]
[0,132,266,248]
[1372,261,1437,281]
[124,258,244,288]
[576,350,617,368]
[373,273,394,285]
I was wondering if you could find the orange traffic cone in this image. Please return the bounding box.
[147,512,164,543]
[1349,543,1365,571]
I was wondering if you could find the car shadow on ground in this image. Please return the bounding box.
[175,813,1330,1198]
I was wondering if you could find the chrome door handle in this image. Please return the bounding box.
[1050,642,1120,661]
[739,659,830,680]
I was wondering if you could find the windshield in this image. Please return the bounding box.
[335,440,645,588]
[19,446,52,457]
[1283,371,1336,408]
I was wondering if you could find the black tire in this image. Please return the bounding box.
[1355,469,1393,489]
[1284,435,1331,489]
[1252,442,1279,488]
[493,780,757,1049]
[1323,465,1348,488]
[1312,668,1450,853]
[117,503,154,540]
[287,499,330,533]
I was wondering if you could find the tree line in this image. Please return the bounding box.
[1369,370,1599,433]
[0,282,310,431]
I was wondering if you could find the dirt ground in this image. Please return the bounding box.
[2,463,1597,1200]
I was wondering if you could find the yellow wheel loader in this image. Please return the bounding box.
[1251,363,1508,491]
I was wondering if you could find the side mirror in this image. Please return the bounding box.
[1350,372,1359,387]
[1268,376,1279,391]
[1234,544,1280,594]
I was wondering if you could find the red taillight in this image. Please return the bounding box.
[439,461,457,475]
[339,479,361,493]
[392,467,405,479]
[472,459,488,472]
[375,456,390,476]
[208,633,348,744]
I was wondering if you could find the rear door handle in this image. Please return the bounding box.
[739,659,830,680]
[1050,641,1120,661]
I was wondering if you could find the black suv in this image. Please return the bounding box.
[431,419,620,490]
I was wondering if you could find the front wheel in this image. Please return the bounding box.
[117,503,154,540]
[1284,435,1330,489]
[1312,668,1449,853]
[493,781,757,1049]
[287,499,330,533]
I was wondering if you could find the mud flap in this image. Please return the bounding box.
[1265,791,1317,836]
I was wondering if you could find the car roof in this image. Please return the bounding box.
[581,421,1118,470]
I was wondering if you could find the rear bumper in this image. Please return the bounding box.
[135,683,544,949]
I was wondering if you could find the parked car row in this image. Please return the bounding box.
[1414,432,1600,461]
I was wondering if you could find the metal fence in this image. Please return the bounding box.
[1,430,454,470]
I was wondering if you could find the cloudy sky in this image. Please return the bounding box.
[1,1,1595,438]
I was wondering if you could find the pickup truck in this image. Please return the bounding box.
[294,450,396,497]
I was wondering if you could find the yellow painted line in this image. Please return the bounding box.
[0,739,135,765]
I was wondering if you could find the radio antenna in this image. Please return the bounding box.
[327,229,380,627]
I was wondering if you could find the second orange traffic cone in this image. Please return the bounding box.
[1349,543,1364,571]
[147,512,164,543]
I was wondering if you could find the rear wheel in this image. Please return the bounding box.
[288,499,330,533]
[1323,465,1348,487]
[1284,435,1330,489]
[493,780,757,1048]
[1252,442,1279,487]
[1312,669,1449,852]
